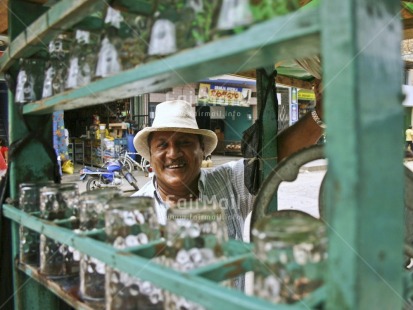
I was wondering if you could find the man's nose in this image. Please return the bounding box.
[166,144,182,158]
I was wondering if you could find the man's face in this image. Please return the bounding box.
[149,131,204,193]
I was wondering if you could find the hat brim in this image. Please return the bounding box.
[133,127,218,162]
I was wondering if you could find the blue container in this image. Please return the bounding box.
[126,134,136,160]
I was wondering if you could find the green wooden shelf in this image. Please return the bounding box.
[17,263,100,310]
[3,204,327,310]
[18,6,320,115]
[0,0,106,72]
[2,0,407,309]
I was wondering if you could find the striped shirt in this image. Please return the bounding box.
[131,159,255,241]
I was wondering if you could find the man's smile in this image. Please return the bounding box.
[165,160,186,169]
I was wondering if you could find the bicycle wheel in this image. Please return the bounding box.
[123,158,134,172]
[141,158,151,174]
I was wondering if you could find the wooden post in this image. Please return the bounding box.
[322,1,404,308]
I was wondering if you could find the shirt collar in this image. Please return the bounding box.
[152,170,207,203]
[198,169,206,196]
[152,176,168,209]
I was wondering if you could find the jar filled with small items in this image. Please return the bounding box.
[252,210,327,304]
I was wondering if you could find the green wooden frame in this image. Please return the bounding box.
[0,0,407,309]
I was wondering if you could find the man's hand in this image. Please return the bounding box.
[276,78,324,161]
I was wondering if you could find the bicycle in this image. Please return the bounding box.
[118,149,151,175]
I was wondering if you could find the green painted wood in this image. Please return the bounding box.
[8,85,64,310]
[6,3,65,308]
[321,0,404,309]
[111,0,156,15]
[11,221,69,310]
[8,1,49,41]
[0,0,105,71]
[258,67,278,213]
[0,4,45,307]
[2,0,408,308]
[188,253,255,282]
[72,10,105,32]
[19,7,320,115]
[16,263,101,310]
[3,204,308,310]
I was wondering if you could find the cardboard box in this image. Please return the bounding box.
[109,123,128,138]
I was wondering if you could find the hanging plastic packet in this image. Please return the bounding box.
[216,0,253,31]
[96,6,151,78]
[15,58,45,104]
[147,0,184,57]
[42,34,70,98]
[118,11,152,70]
[65,30,99,89]
[95,7,123,78]
[148,0,220,58]
[148,17,176,56]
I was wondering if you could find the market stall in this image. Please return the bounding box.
[0,0,409,309]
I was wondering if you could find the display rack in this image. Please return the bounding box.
[83,138,102,167]
[69,138,84,165]
[0,0,407,309]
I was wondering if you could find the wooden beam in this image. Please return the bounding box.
[239,70,314,89]
[0,0,8,34]
[276,75,313,89]
[300,0,314,6]
[403,15,413,39]
[403,2,413,38]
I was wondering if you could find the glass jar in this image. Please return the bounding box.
[39,183,80,278]
[78,188,121,302]
[163,202,227,310]
[18,182,53,265]
[252,210,327,304]
[105,196,162,310]
[15,58,45,104]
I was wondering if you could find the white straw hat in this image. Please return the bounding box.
[133,100,218,161]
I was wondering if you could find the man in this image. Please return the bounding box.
[406,125,413,152]
[132,80,324,241]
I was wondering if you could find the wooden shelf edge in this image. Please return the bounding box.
[0,0,105,71]
[18,263,101,310]
[4,205,284,310]
[20,7,321,115]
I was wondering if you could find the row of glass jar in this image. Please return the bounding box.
[17,181,326,309]
[18,182,229,309]
[14,0,301,104]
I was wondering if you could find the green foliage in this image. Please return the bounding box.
[250,0,300,22]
